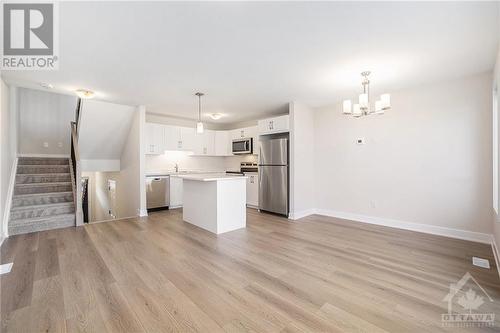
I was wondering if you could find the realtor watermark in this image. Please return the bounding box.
[1,1,59,70]
[442,272,495,328]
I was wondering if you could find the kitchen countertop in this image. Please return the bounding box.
[176,173,247,182]
[146,170,224,177]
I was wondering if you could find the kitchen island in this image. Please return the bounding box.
[175,173,247,234]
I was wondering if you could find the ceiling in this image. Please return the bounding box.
[2,2,499,124]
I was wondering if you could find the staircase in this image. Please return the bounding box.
[8,157,76,235]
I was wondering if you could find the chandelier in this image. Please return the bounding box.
[342,71,391,117]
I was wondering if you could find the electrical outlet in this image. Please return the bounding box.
[58,142,63,148]
[43,142,49,148]
[369,200,376,208]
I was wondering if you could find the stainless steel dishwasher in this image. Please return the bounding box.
[146,175,170,210]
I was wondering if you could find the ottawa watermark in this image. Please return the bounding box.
[442,272,495,328]
[1,1,59,70]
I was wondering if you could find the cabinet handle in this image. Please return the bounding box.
[241,130,244,138]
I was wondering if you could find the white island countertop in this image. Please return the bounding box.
[175,173,247,182]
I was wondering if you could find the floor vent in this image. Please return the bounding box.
[472,256,490,269]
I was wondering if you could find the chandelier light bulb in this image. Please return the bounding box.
[359,93,369,109]
[353,104,362,117]
[343,100,352,114]
[381,94,391,109]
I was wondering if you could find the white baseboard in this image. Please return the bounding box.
[139,209,148,217]
[87,215,138,225]
[18,153,70,158]
[2,158,18,239]
[491,237,500,279]
[313,209,493,244]
[289,208,317,220]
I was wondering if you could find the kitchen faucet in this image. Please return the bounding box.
[175,163,179,173]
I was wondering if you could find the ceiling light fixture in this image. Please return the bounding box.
[195,92,204,134]
[209,113,222,120]
[75,89,95,99]
[343,71,391,117]
[40,82,53,89]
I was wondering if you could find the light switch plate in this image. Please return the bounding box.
[472,256,490,269]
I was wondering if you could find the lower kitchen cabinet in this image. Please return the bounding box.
[245,172,259,208]
[169,176,183,208]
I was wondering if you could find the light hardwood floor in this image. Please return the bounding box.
[2,208,500,332]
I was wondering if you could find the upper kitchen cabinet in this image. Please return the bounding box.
[145,123,165,154]
[215,131,231,156]
[193,130,215,155]
[164,125,195,151]
[258,115,289,135]
[230,126,258,140]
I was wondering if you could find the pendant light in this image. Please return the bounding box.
[195,92,204,134]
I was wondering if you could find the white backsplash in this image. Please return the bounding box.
[146,152,257,174]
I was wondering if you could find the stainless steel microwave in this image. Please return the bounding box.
[232,138,253,154]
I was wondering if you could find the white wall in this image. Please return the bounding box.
[314,72,492,234]
[117,108,142,218]
[492,44,500,247]
[0,79,15,241]
[83,171,119,222]
[79,99,136,171]
[82,107,143,222]
[18,88,76,155]
[289,102,315,218]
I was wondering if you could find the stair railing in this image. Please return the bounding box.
[70,120,83,226]
[75,97,83,136]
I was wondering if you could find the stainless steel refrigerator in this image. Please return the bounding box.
[258,136,289,216]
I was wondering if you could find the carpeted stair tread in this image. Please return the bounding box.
[18,157,69,165]
[11,191,73,208]
[11,201,74,212]
[14,182,73,195]
[10,202,75,221]
[15,181,72,187]
[16,173,71,184]
[17,164,70,174]
[9,213,75,225]
[8,214,75,235]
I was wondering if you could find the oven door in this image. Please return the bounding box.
[232,138,252,154]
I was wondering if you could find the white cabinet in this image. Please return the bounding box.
[145,122,263,155]
[194,130,215,155]
[164,125,195,151]
[230,126,257,140]
[215,131,231,156]
[245,172,259,208]
[163,125,178,151]
[258,115,289,135]
[145,123,164,154]
[180,127,195,151]
[169,176,183,208]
